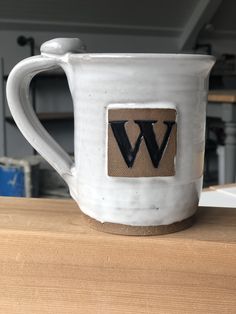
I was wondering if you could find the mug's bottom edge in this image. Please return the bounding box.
[81,211,196,236]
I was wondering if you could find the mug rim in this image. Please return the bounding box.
[70,53,215,61]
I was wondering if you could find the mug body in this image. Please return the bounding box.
[64,53,215,233]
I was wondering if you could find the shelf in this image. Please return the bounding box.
[0,197,235,313]
[36,112,73,120]
[5,112,73,124]
[3,68,66,81]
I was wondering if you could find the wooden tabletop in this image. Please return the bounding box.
[0,197,235,313]
[208,89,236,103]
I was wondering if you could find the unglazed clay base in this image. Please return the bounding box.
[81,211,196,236]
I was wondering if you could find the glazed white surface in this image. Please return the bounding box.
[67,52,213,226]
[6,38,215,226]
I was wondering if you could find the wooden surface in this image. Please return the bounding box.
[0,197,235,314]
[208,89,236,103]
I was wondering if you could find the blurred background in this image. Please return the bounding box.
[0,0,235,198]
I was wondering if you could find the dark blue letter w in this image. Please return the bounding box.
[109,120,175,168]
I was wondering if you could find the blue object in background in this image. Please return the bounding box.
[0,164,25,196]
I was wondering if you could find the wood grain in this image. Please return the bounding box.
[0,197,235,313]
[208,90,236,103]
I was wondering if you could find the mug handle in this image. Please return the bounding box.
[6,38,84,197]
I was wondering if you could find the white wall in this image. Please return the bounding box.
[0,30,178,74]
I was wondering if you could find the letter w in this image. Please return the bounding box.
[109,120,175,168]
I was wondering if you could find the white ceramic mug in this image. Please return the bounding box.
[6,38,215,235]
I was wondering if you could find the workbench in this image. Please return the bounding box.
[0,197,235,313]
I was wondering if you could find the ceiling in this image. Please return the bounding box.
[202,0,236,39]
[0,0,198,36]
[0,0,234,48]
[0,0,196,29]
